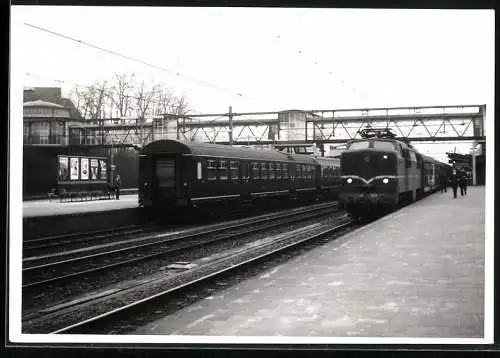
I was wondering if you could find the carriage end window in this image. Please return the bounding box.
[197,161,203,180]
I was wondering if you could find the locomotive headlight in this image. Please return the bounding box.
[346,178,353,184]
[382,178,389,184]
[383,155,388,159]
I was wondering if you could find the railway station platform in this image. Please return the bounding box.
[23,193,138,218]
[133,186,487,339]
[22,194,142,240]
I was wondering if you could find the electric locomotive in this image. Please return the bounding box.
[338,128,451,219]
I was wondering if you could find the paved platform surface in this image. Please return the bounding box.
[23,194,138,218]
[133,186,485,338]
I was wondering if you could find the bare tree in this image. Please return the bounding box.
[153,87,174,116]
[171,94,190,116]
[69,81,109,121]
[133,81,161,119]
[110,73,135,118]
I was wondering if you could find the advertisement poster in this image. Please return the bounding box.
[70,157,80,180]
[58,156,69,182]
[99,159,107,180]
[90,159,99,180]
[80,158,89,180]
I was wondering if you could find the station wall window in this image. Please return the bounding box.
[207,160,217,180]
[219,161,228,180]
[24,123,30,144]
[229,161,239,180]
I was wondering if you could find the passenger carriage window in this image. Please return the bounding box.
[269,163,275,179]
[283,164,288,179]
[207,160,217,180]
[197,161,202,180]
[251,162,259,179]
[229,161,239,180]
[261,163,268,179]
[219,161,228,180]
[276,164,282,179]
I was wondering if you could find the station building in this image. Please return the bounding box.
[22,87,138,199]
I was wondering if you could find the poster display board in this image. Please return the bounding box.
[99,159,107,181]
[58,156,69,182]
[70,157,80,180]
[90,159,99,180]
[57,155,108,183]
[80,158,89,180]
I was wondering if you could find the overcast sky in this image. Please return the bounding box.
[11,6,495,161]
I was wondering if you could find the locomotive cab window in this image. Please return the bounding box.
[372,141,395,150]
[348,141,370,150]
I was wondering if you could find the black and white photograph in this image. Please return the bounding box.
[9,6,494,347]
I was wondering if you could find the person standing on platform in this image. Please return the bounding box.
[440,174,447,193]
[450,169,459,199]
[114,174,122,200]
[459,171,468,196]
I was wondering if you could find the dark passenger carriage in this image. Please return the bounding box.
[138,139,322,211]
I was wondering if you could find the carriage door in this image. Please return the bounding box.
[154,156,178,199]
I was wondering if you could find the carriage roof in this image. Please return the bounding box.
[141,139,318,164]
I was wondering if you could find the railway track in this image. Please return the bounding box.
[22,201,339,290]
[23,223,171,257]
[22,210,356,334]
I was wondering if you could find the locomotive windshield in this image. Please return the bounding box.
[348,141,370,150]
[347,140,396,151]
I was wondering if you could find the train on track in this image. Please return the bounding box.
[338,128,452,219]
[138,139,342,213]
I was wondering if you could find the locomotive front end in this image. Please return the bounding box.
[338,139,399,218]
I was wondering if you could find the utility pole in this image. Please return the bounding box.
[228,106,233,146]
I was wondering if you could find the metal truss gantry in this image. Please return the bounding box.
[175,104,486,146]
[68,104,486,151]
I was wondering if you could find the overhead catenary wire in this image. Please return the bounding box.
[24,23,245,99]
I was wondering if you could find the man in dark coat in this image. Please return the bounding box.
[459,172,468,196]
[450,169,458,199]
[114,174,122,200]
[440,174,447,193]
